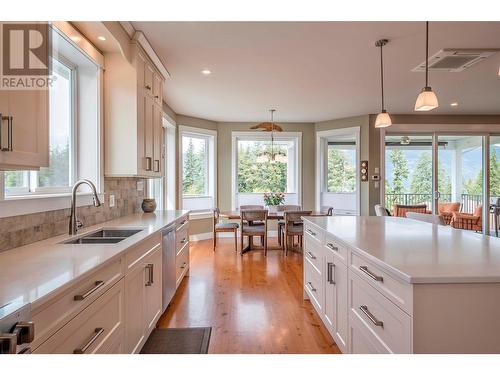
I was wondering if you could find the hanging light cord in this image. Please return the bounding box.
[379,43,385,111]
[425,21,429,88]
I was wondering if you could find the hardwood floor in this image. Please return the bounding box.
[157,237,340,354]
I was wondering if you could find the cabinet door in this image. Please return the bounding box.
[152,104,163,176]
[144,64,154,95]
[323,250,336,335]
[0,90,48,169]
[153,73,163,104]
[144,248,163,335]
[124,264,146,353]
[136,52,147,92]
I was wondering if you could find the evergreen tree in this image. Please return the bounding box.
[327,148,356,193]
[410,152,451,196]
[390,149,409,195]
[182,139,205,195]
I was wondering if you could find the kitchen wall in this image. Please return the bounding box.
[0,177,145,252]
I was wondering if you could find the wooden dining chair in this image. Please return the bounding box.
[213,208,239,252]
[283,210,312,256]
[240,205,265,245]
[276,205,301,246]
[240,209,268,256]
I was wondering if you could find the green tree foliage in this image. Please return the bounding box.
[237,142,288,193]
[463,152,500,196]
[327,148,356,193]
[182,139,207,195]
[410,152,451,195]
[38,142,70,187]
[389,149,409,195]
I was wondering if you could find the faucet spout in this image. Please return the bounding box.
[69,179,101,235]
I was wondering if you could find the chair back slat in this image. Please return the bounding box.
[240,205,264,210]
[241,209,268,222]
[277,205,301,212]
[213,208,220,223]
[284,210,312,224]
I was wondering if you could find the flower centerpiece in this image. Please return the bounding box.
[263,192,285,213]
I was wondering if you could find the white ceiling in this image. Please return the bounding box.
[131,22,500,122]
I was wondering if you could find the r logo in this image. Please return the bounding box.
[2,23,50,76]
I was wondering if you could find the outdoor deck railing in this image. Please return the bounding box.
[384,193,487,213]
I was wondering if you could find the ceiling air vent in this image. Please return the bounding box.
[412,49,500,72]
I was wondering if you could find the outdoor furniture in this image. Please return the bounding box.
[320,206,334,216]
[438,202,461,225]
[375,204,391,216]
[277,205,301,246]
[240,209,268,256]
[392,204,429,217]
[406,212,446,226]
[213,208,239,252]
[450,205,483,232]
[283,210,312,255]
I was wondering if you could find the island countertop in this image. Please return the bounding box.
[303,216,500,284]
[0,210,189,312]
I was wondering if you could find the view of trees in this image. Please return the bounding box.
[182,137,207,195]
[327,148,356,193]
[237,142,288,193]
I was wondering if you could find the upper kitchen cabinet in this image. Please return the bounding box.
[104,41,166,178]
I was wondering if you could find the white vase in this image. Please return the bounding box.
[267,205,278,213]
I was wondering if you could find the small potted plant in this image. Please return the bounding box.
[263,192,285,213]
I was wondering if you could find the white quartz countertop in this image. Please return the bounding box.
[304,216,500,284]
[0,210,188,312]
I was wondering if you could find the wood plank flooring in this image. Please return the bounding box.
[157,238,340,354]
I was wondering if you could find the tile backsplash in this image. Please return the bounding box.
[0,177,146,252]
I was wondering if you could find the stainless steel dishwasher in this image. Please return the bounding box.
[161,223,176,312]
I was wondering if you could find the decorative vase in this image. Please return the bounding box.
[141,198,157,213]
[267,205,278,214]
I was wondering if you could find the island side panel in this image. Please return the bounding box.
[413,282,500,353]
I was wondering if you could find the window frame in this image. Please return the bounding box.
[231,131,302,210]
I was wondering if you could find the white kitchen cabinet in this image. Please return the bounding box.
[0,87,49,170]
[144,247,163,336]
[124,259,146,353]
[104,44,165,178]
[175,215,190,288]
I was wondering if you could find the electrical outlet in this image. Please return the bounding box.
[109,194,115,207]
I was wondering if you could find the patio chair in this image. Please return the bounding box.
[213,208,239,252]
[283,211,312,255]
[450,205,483,232]
[438,202,461,225]
[240,209,268,256]
[392,204,430,218]
[374,204,391,216]
[276,205,301,246]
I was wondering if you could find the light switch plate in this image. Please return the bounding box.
[137,181,144,191]
[109,194,115,207]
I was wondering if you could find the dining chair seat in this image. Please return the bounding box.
[285,224,304,234]
[241,224,266,235]
[215,222,240,230]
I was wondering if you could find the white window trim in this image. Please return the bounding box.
[231,131,302,210]
[315,126,360,215]
[178,125,217,214]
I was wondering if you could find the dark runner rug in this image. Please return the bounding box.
[140,327,212,354]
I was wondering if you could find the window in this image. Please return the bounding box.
[179,126,216,212]
[327,143,356,193]
[232,132,301,209]
[4,57,75,196]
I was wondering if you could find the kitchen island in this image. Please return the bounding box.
[303,216,500,354]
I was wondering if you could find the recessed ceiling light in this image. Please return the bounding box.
[97,36,106,41]
[71,36,81,42]
[450,102,459,107]
[201,69,211,75]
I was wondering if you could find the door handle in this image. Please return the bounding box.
[326,243,339,252]
[306,251,316,260]
[73,328,105,354]
[154,159,160,172]
[306,281,316,292]
[0,115,13,152]
[359,266,383,282]
[145,157,152,171]
[145,263,154,286]
[327,262,335,284]
[359,305,384,327]
[74,281,105,301]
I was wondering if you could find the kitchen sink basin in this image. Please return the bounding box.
[61,228,144,245]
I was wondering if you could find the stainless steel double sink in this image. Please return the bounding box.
[62,228,144,245]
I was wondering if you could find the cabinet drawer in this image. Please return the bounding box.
[32,257,124,350]
[350,252,413,314]
[304,258,324,313]
[176,243,189,287]
[349,272,411,354]
[304,223,324,245]
[348,312,390,354]
[176,226,189,253]
[126,233,161,271]
[324,234,347,265]
[304,235,323,275]
[34,278,125,354]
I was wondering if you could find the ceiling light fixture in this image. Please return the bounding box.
[374,39,392,128]
[415,22,439,111]
[97,36,106,41]
[254,109,287,164]
[450,102,458,107]
[201,69,211,75]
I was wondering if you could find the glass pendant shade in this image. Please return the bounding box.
[414,87,439,111]
[374,110,392,128]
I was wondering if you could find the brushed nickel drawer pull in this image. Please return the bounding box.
[326,243,339,251]
[359,266,383,282]
[180,262,187,269]
[154,159,160,172]
[306,229,316,236]
[0,115,13,152]
[327,262,335,284]
[73,328,104,354]
[180,238,187,244]
[145,263,153,286]
[307,281,316,292]
[145,157,152,171]
[359,305,384,327]
[306,251,316,260]
[74,281,105,301]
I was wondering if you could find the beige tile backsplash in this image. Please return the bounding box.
[0,177,146,252]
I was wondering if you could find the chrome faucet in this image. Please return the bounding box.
[69,179,102,235]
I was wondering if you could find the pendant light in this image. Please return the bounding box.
[374,39,392,128]
[414,21,439,111]
[255,109,287,163]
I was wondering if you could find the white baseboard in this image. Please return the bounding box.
[190,230,279,241]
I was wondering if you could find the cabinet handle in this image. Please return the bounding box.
[359,266,384,282]
[73,328,104,354]
[0,115,13,152]
[145,263,154,286]
[154,159,160,172]
[327,262,335,284]
[145,157,152,171]
[326,243,339,252]
[145,84,151,90]
[359,305,384,327]
[307,281,316,292]
[154,95,159,99]
[180,238,187,244]
[180,262,187,269]
[306,229,316,237]
[306,251,316,260]
[74,281,105,301]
